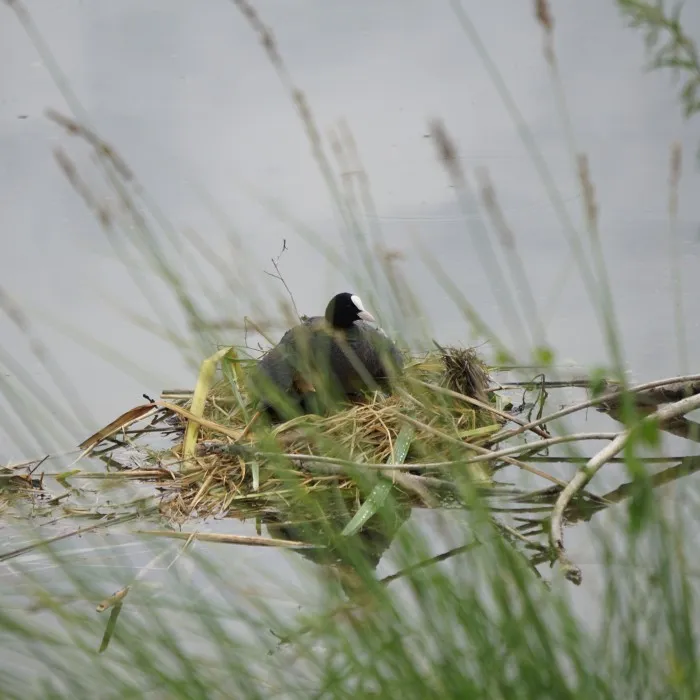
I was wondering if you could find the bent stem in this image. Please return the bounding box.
[549,392,700,584]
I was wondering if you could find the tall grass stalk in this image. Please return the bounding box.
[1,0,699,698]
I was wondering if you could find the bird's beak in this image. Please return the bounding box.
[358,310,376,324]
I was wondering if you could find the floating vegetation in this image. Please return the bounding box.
[4,343,700,588]
[91,345,510,523]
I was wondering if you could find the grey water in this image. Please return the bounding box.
[2,0,700,689]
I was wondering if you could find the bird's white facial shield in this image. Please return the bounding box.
[351,295,376,324]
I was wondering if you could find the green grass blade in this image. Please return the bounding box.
[341,425,415,537]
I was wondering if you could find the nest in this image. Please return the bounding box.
[152,345,503,522]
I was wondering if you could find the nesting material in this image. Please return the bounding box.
[441,346,491,403]
[151,345,502,521]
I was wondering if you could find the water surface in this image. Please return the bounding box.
[2,0,700,688]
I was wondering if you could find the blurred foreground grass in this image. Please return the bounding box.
[1,0,700,698]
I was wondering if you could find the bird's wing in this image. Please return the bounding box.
[349,322,404,376]
[251,316,325,396]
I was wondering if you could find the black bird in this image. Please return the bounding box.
[249,292,403,420]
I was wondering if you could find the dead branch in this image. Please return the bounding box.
[549,392,700,585]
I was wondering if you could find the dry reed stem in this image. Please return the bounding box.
[411,378,551,439]
[394,413,564,486]
[391,473,440,507]
[136,529,316,549]
[96,586,131,613]
[476,166,546,347]
[230,0,351,233]
[155,401,244,441]
[220,446,564,494]
[46,109,133,180]
[47,470,175,480]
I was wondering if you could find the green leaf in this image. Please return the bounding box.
[183,347,235,461]
[341,425,415,537]
[340,480,393,538]
[55,469,81,489]
[392,424,415,465]
[221,352,249,419]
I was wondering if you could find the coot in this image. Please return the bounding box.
[249,292,403,420]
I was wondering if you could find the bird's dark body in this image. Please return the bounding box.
[250,301,403,420]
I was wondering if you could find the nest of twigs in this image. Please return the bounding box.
[155,345,503,522]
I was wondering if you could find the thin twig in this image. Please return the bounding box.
[494,373,700,442]
[497,379,614,389]
[264,239,301,319]
[0,510,154,563]
[459,432,618,465]
[379,541,481,586]
[135,529,318,549]
[410,378,551,439]
[527,455,682,464]
[396,413,565,486]
[203,442,564,487]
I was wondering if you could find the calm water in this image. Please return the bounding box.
[2,0,700,688]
